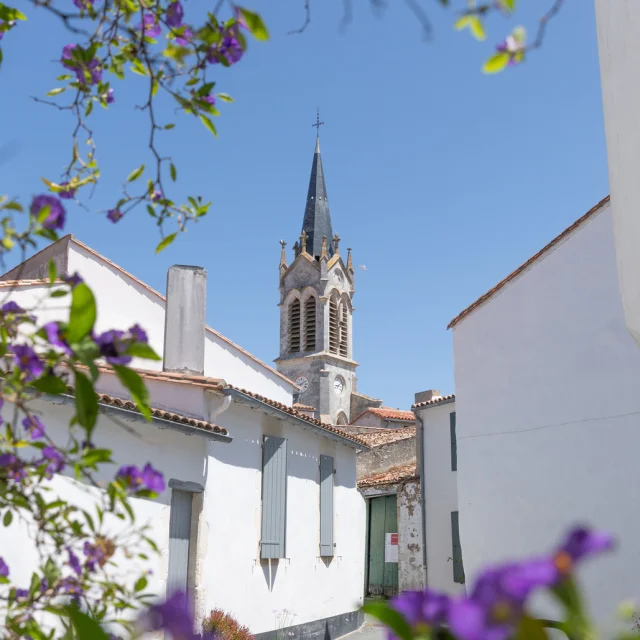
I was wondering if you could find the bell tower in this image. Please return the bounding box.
[275,118,356,425]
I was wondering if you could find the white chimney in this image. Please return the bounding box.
[163,265,207,375]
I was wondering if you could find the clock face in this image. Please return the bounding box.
[295,376,309,393]
[333,377,344,396]
[333,270,343,284]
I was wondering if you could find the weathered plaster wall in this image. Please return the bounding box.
[398,480,424,592]
[350,392,383,423]
[357,437,417,478]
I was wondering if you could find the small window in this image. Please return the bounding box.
[304,297,316,351]
[329,298,339,354]
[335,412,348,426]
[288,299,301,354]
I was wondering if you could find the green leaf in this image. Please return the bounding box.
[512,25,527,45]
[74,370,99,432]
[127,164,145,182]
[469,16,486,41]
[217,93,234,103]
[164,123,175,130]
[239,8,269,40]
[48,259,57,283]
[81,448,113,466]
[31,375,67,395]
[483,51,510,74]
[113,365,151,420]
[50,289,68,298]
[155,233,177,254]
[502,0,516,11]
[199,114,218,137]
[66,606,109,640]
[134,576,148,592]
[361,602,412,640]
[125,342,162,361]
[46,87,65,97]
[454,15,471,30]
[3,510,12,526]
[170,163,177,181]
[517,616,549,640]
[67,283,97,343]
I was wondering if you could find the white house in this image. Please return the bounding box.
[0,236,368,639]
[449,196,640,630]
[412,392,463,597]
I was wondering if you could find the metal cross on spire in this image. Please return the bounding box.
[312,108,324,137]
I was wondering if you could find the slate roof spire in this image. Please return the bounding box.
[302,112,334,259]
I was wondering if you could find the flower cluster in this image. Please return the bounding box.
[30,194,66,230]
[117,462,165,493]
[93,323,148,365]
[386,527,614,640]
[143,591,214,640]
[61,43,102,86]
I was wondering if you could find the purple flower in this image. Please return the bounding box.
[234,7,248,30]
[201,95,216,106]
[151,189,163,202]
[0,557,9,578]
[57,577,82,595]
[389,590,449,638]
[62,272,83,288]
[30,194,66,231]
[58,181,76,200]
[93,329,131,365]
[15,588,29,600]
[175,25,193,46]
[141,463,165,492]
[165,1,183,28]
[207,32,243,65]
[1,301,24,314]
[68,548,82,576]
[22,415,46,440]
[10,344,45,380]
[42,446,65,476]
[83,541,106,572]
[43,321,72,355]
[105,87,115,104]
[0,453,27,483]
[61,43,102,86]
[143,591,200,640]
[140,12,161,38]
[129,323,148,343]
[72,0,94,8]
[117,464,142,487]
[107,208,123,223]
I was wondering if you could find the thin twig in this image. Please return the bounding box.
[529,0,565,50]
[288,0,310,35]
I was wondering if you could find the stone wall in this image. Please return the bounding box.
[398,480,424,591]
[350,391,382,422]
[357,436,417,478]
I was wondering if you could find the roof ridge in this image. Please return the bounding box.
[448,195,610,329]
[65,237,297,388]
[412,393,455,409]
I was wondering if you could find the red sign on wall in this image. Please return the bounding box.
[390,533,399,545]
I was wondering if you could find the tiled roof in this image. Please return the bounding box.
[351,426,416,447]
[358,463,418,488]
[96,392,228,435]
[352,407,416,423]
[448,196,610,329]
[412,394,455,409]
[1,236,297,389]
[293,403,316,411]
[0,279,63,288]
[89,364,368,448]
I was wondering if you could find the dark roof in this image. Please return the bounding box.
[302,137,334,258]
[358,463,418,488]
[345,426,416,447]
[448,195,610,329]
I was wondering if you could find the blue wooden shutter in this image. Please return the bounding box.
[168,489,192,595]
[261,436,287,559]
[451,510,465,584]
[450,411,457,471]
[319,455,334,557]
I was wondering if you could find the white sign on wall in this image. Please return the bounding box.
[385,533,399,563]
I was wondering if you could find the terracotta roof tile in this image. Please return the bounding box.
[358,463,418,488]
[448,196,610,329]
[95,392,228,435]
[412,394,455,409]
[90,365,368,448]
[352,407,416,423]
[292,403,316,411]
[347,426,416,447]
[0,279,63,288]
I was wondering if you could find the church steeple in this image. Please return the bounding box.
[302,112,334,259]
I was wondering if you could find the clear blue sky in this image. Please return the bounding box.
[1,1,608,410]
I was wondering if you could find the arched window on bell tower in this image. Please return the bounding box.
[339,301,348,358]
[304,296,317,351]
[289,298,301,353]
[329,297,339,354]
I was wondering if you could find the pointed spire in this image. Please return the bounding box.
[321,235,328,260]
[279,240,287,268]
[333,234,341,255]
[301,113,334,259]
[347,247,354,273]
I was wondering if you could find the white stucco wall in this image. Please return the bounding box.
[452,202,640,629]
[596,0,640,347]
[418,400,464,596]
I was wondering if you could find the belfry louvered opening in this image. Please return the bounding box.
[339,303,348,357]
[304,297,316,351]
[329,298,339,354]
[289,298,301,353]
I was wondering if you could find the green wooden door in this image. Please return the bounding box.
[367,495,399,597]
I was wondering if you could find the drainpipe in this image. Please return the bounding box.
[414,410,428,589]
